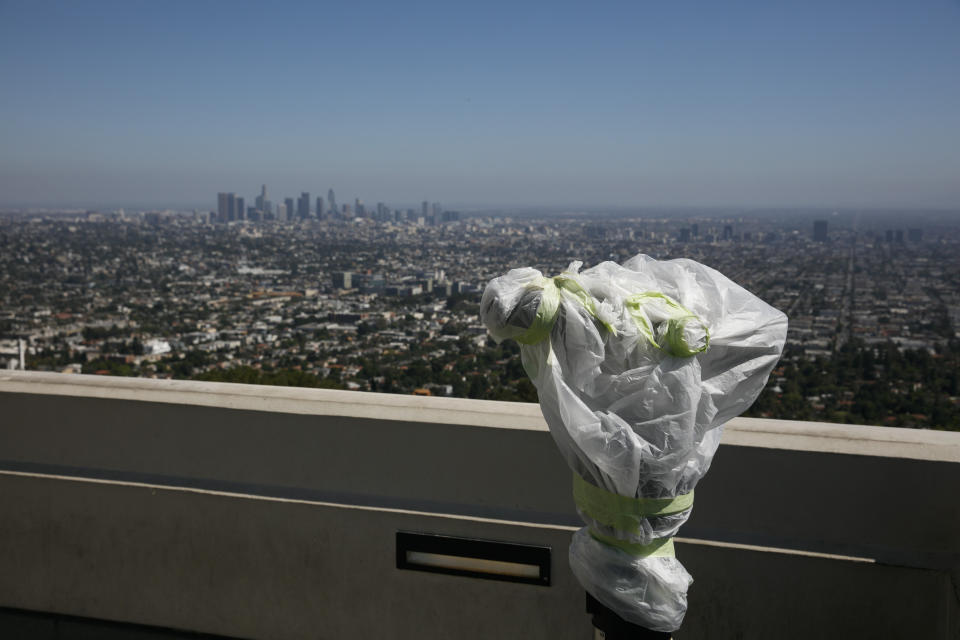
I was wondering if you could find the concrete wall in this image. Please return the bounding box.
[1,371,958,638]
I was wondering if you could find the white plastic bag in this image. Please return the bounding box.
[481,254,787,631]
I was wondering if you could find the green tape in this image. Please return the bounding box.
[663,315,708,357]
[573,473,693,535]
[515,274,615,345]
[516,278,560,345]
[623,291,709,357]
[623,296,660,350]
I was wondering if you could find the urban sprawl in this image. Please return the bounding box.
[2,198,959,430]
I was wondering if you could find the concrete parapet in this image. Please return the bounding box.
[1,371,958,638]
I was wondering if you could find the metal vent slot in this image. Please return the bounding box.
[396,532,551,586]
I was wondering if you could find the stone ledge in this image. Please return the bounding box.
[3,369,959,461]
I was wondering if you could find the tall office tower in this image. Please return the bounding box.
[298,192,311,219]
[276,203,287,222]
[813,220,828,242]
[431,202,441,218]
[355,198,365,217]
[328,189,337,216]
[332,271,353,289]
[376,202,386,220]
[723,225,733,240]
[235,197,245,221]
[217,193,230,223]
[225,193,238,222]
[255,184,267,211]
[285,198,295,221]
[316,197,324,220]
[691,223,699,238]
[422,201,429,218]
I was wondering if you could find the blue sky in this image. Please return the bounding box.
[1,0,958,210]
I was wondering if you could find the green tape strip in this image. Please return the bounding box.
[588,529,676,558]
[623,291,709,357]
[516,278,560,345]
[573,473,693,536]
[516,274,615,345]
[623,293,664,350]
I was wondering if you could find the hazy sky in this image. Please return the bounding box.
[1,0,958,210]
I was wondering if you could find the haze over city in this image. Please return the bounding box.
[1,0,959,211]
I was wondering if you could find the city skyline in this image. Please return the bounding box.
[1,1,959,210]
[212,184,453,224]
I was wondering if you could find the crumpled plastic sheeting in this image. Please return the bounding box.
[481,254,787,632]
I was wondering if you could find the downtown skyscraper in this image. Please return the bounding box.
[254,185,271,215]
[217,192,244,222]
[327,189,337,217]
[298,192,311,220]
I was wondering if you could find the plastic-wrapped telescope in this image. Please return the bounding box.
[481,254,787,632]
